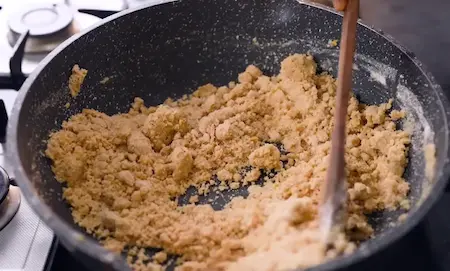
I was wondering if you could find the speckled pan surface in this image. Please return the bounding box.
[6,0,450,270]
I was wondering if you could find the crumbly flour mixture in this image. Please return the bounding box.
[68,64,88,98]
[46,54,410,271]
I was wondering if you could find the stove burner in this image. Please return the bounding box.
[0,186,20,231]
[7,4,74,37]
[0,167,20,231]
[4,4,100,54]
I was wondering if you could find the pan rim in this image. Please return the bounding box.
[6,0,450,270]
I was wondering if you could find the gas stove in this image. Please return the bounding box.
[0,89,54,271]
[0,0,449,271]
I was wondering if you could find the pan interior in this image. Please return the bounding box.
[11,0,447,269]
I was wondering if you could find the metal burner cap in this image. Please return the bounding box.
[7,4,74,37]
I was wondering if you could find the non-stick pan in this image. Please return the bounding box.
[6,0,450,270]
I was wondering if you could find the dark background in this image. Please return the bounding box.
[360,0,450,89]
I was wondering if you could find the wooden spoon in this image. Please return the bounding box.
[320,0,359,244]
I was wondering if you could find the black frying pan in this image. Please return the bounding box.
[6,0,450,270]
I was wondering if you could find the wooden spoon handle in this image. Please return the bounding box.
[321,0,359,237]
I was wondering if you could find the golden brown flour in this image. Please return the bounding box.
[69,64,88,97]
[46,54,410,271]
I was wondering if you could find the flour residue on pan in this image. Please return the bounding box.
[246,37,398,83]
[357,54,397,87]
[396,84,434,148]
[396,84,436,205]
[305,45,398,87]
